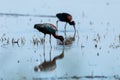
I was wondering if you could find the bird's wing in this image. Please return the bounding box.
[44,23,57,34]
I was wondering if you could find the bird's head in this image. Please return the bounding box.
[34,24,37,29]
[59,36,64,42]
[34,24,42,30]
[69,21,75,26]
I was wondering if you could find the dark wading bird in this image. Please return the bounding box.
[34,23,64,47]
[56,13,76,33]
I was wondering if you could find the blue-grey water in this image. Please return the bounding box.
[0,10,120,80]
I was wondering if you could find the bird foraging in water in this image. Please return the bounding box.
[34,23,64,47]
[57,30,76,45]
[56,13,76,32]
[57,36,74,45]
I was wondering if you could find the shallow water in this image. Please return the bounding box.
[0,15,120,80]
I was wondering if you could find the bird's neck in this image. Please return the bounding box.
[69,21,73,25]
[52,33,59,39]
[52,33,63,42]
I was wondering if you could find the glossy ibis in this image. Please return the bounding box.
[56,13,76,32]
[34,23,64,47]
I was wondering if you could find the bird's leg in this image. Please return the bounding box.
[64,23,67,38]
[49,35,52,49]
[43,34,46,61]
[56,20,59,34]
[64,22,67,32]
[49,35,52,61]
[56,20,59,29]
[49,45,52,61]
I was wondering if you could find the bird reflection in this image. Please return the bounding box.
[34,48,64,72]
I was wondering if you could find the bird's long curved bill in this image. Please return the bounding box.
[73,25,76,33]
